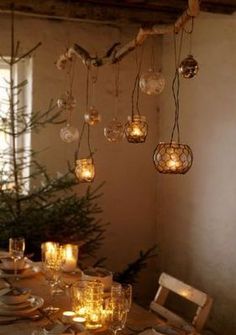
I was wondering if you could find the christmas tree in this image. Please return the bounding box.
[0,11,106,261]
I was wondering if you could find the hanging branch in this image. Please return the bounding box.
[56,0,200,70]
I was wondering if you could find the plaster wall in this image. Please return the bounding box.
[158,12,236,333]
[0,14,160,301]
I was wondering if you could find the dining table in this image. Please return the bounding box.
[0,259,195,335]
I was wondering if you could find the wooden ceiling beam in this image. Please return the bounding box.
[0,0,183,25]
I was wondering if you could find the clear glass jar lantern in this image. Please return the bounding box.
[179,55,199,79]
[60,124,79,143]
[75,158,95,182]
[104,118,124,143]
[153,142,193,174]
[139,69,165,95]
[84,106,101,126]
[125,115,148,143]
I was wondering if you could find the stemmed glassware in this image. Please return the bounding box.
[107,293,128,335]
[9,237,25,280]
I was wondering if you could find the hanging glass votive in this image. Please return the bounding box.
[125,115,148,143]
[60,124,79,143]
[153,142,193,174]
[84,106,101,126]
[57,91,76,111]
[139,69,165,95]
[179,55,199,79]
[75,158,95,182]
[104,118,124,143]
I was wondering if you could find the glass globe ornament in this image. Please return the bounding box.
[179,55,199,79]
[75,158,95,183]
[84,106,101,126]
[139,69,165,95]
[125,115,148,143]
[104,118,124,143]
[153,142,193,174]
[57,91,76,111]
[60,124,79,143]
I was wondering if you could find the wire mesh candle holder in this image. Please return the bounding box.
[125,115,148,143]
[153,142,193,174]
[125,49,148,144]
[153,31,193,175]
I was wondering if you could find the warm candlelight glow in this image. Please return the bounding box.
[125,115,148,143]
[75,158,95,183]
[131,125,142,137]
[61,244,78,272]
[62,311,76,323]
[41,241,59,265]
[73,316,86,323]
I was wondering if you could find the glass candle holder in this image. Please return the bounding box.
[84,281,104,330]
[153,142,193,174]
[61,244,78,273]
[75,158,95,183]
[41,242,59,267]
[71,280,88,320]
[125,115,148,143]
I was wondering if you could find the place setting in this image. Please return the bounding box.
[0,237,41,280]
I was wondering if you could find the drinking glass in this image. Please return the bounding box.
[9,237,25,279]
[107,296,128,335]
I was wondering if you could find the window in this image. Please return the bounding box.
[0,57,32,192]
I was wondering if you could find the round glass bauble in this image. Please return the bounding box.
[139,69,165,95]
[84,106,101,126]
[57,91,76,111]
[104,118,124,143]
[179,55,199,79]
[60,124,79,143]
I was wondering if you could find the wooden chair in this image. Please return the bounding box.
[150,272,213,332]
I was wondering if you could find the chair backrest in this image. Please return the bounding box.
[150,272,213,332]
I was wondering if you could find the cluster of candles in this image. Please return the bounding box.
[62,281,130,330]
[41,241,79,273]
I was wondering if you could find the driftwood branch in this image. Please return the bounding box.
[56,0,200,70]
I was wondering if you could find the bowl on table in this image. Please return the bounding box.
[1,257,27,272]
[0,287,31,305]
[81,267,113,291]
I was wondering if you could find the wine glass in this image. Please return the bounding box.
[107,295,128,335]
[122,284,132,311]
[9,237,25,280]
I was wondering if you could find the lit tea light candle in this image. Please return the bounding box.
[73,316,86,323]
[62,311,76,323]
[62,244,78,272]
[131,125,142,137]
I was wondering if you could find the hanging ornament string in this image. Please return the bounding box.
[183,16,194,55]
[170,29,184,144]
[66,57,76,124]
[131,46,143,119]
[75,65,93,160]
[151,36,156,71]
[90,65,98,107]
[114,62,120,118]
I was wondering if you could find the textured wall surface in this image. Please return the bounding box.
[157,12,236,334]
[0,14,160,301]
